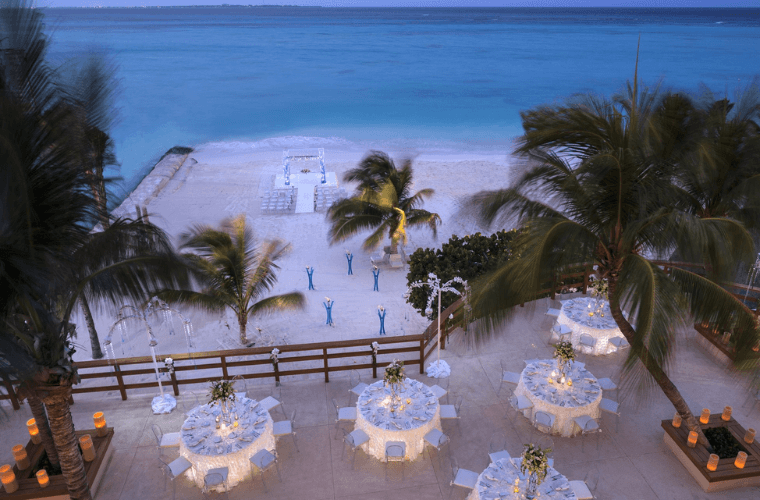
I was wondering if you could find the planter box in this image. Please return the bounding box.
[662,415,760,492]
[0,428,114,500]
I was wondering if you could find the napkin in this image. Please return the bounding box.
[182,425,195,430]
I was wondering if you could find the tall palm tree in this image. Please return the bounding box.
[157,214,305,345]
[328,151,441,253]
[466,63,758,444]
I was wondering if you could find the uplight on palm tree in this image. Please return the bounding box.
[158,215,305,345]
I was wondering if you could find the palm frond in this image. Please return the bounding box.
[246,292,305,318]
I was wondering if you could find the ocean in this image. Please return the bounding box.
[40,7,760,203]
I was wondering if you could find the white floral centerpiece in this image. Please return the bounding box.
[589,276,609,309]
[384,359,405,401]
[553,340,575,377]
[520,444,552,498]
[208,379,236,422]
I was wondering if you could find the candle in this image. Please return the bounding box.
[27,418,41,445]
[745,428,756,444]
[567,378,573,387]
[699,408,710,424]
[548,377,553,384]
[721,406,732,421]
[79,435,96,462]
[560,376,566,384]
[12,445,29,470]
[735,451,748,469]
[0,465,18,494]
[672,413,682,428]
[687,431,698,448]
[93,412,107,437]
[36,469,50,488]
[706,454,719,471]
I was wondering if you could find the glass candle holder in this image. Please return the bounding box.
[36,469,50,488]
[745,428,756,444]
[721,406,732,421]
[699,408,710,424]
[672,413,682,428]
[687,431,698,448]
[27,418,41,445]
[735,451,748,469]
[79,435,96,462]
[567,378,573,387]
[12,445,29,470]
[707,454,719,471]
[0,464,18,494]
[93,412,107,437]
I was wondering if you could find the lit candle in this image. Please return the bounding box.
[672,413,682,428]
[745,428,756,444]
[36,469,49,488]
[560,376,566,384]
[12,445,29,470]
[93,412,107,437]
[706,454,719,471]
[699,408,710,424]
[0,464,18,494]
[721,406,732,421]
[567,378,573,387]
[551,371,557,378]
[735,451,748,469]
[687,431,698,448]
[79,435,96,462]
[547,377,553,384]
[27,418,41,445]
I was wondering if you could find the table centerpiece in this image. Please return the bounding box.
[520,443,552,499]
[384,359,405,404]
[208,379,236,424]
[553,340,575,378]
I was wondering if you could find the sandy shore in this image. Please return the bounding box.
[73,137,515,362]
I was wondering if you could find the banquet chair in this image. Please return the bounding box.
[608,336,630,352]
[450,457,478,497]
[231,374,247,400]
[599,397,621,433]
[158,455,192,500]
[423,428,450,469]
[180,392,201,419]
[533,411,556,435]
[508,389,534,422]
[202,468,229,499]
[430,376,450,403]
[332,398,357,439]
[249,449,281,492]
[349,370,369,405]
[573,415,601,452]
[569,466,599,499]
[498,359,521,395]
[548,323,573,346]
[151,424,180,458]
[597,376,617,394]
[385,441,406,481]
[440,394,463,436]
[578,334,597,355]
[273,409,299,452]
[341,428,369,470]
[259,386,286,417]
[488,432,511,464]
[546,307,561,318]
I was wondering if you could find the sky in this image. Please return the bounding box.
[40,1,760,8]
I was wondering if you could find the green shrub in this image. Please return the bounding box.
[704,427,747,459]
[159,146,193,162]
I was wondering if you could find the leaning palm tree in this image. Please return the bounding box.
[328,151,441,253]
[157,214,305,345]
[466,65,758,444]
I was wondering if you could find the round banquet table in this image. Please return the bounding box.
[179,397,275,490]
[355,378,442,461]
[467,457,578,500]
[514,359,602,438]
[556,297,623,355]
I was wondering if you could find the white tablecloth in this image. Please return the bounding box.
[557,297,623,355]
[355,378,442,461]
[514,359,602,437]
[179,397,275,489]
[468,458,577,500]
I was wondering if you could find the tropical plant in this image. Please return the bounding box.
[327,151,441,253]
[466,58,758,444]
[156,214,305,345]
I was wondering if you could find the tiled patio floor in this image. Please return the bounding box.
[2,296,759,499]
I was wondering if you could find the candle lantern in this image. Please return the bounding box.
[699,408,710,424]
[672,413,682,428]
[706,454,719,471]
[27,418,41,445]
[12,445,29,470]
[0,465,18,494]
[735,451,748,469]
[79,435,96,462]
[36,470,50,488]
[721,406,732,421]
[93,412,107,437]
[687,431,698,448]
[745,428,756,444]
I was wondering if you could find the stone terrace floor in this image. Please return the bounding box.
[2,295,760,500]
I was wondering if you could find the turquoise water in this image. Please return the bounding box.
[41,7,760,202]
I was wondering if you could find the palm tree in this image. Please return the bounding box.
[156,214,305,345]
[466,63,758,444]
[328,151,441,253]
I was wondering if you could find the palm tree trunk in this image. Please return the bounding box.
[238,315,247,345]
[608,278,709,446]
[80,297,103,359]
[42,386,92,500]
[27,395,60,469]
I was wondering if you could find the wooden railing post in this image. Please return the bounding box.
[170,370,180,396]
[114,364,127,401]
[419,338,425,374]
[322,348,329,383]
[372,353,377,379]
[273,361,280,385]
[220,355,229,380]
[2,377,20,410]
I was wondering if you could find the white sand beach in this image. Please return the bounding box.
[72,137,515,362]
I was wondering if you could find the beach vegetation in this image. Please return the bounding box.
[156,214,305,345]
[465,55,759,445]
[160,145,194,162]
[327,151,441,253]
